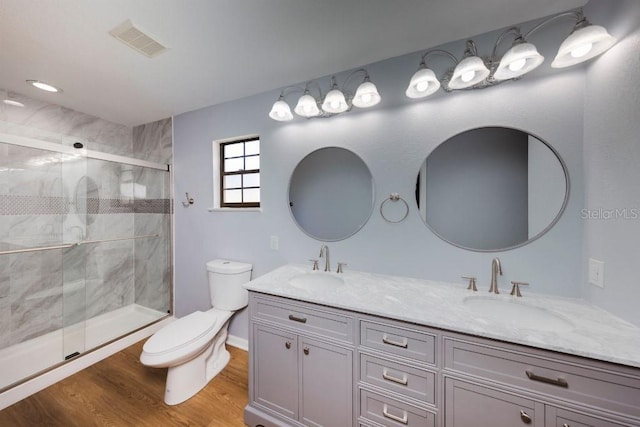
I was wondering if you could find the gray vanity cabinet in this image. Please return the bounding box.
[245,293,356,427]
[245,290,640,427]
[443,335,640,427]
[444,378,544,426]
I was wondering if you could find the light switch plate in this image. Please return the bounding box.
[588,258,605,288]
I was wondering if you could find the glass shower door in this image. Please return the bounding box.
[61,146,88,361]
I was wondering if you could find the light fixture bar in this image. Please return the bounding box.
[269,69,381,122]
[404,8,616,100]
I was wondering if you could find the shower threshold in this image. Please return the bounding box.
[0,304,167,393]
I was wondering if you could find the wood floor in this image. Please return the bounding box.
[0,340,249,426]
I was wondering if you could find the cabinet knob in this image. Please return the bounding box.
[563,424,570,427]
[303,347,310,355]
[520,410,532,424]
[285,341,291,349]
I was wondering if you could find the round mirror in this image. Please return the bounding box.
[289,147,374,241]
[416,127,568,251]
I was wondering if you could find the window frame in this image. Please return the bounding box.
[213,135,261,209]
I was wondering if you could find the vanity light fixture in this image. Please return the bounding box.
[269,69,381,122]
[26,80,62,93]
[2,99,25,107]
[405,9,616,98]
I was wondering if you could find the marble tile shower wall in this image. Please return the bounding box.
[0,90,133,156]
[0,91,173,349]
[132,118,172,313]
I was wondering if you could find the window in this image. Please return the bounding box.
[219,136,260,208]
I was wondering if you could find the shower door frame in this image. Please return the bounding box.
[0,131,173,392]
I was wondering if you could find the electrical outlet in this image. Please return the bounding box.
[270,235,279,250]
[588,258,605,288]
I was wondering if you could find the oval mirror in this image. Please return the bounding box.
[416,127,568,251]
[289,147,374,241]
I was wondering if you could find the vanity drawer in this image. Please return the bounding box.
[251,295,355,344]
[444,336,640,418]
[546,406,630,427]
[360,352,436,404]
[360,320,436,364]
[360,388,436,427]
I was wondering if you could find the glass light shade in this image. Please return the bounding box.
[493,42,545,80]
[294,93,320,117]
[448,56,490,89]
[352,81,381,108]
[551,24,617,68]
[322,88,348,113]
[405,67,441,98]
[269,99,293,121]
[26,80,61,93]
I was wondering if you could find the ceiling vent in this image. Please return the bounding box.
[109,20,168,58]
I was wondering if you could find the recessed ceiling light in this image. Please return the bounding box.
[3,99,25,107]
[26,80,62,93]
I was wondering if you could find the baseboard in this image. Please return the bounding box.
[226,334,249,351]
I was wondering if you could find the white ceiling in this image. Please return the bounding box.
[0,0,588,127]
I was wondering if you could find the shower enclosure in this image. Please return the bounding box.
[0,132,171,392]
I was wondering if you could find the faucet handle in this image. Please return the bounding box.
[462,276,477,291]
[510,281,529,297]
[309,259,319,271]
[337,262,347,274]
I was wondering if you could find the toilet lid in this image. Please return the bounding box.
[143,311,218,354]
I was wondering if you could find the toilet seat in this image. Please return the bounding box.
[140,310,227,367]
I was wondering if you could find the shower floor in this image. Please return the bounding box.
[0,304,166,391]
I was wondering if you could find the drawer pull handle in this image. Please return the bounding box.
[382,368,408,386]
[525,370,568,388]
[382,404,408,425]
[520,410,532,424]
[382,334,408,348]
[288,314,307,324]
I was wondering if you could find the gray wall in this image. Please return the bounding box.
[173,19,588,338]
[583,0,640,324]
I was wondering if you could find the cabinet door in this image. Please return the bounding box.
[300,337,353,427]
[444,379,544,427]
[253,324,299,420]
[546,406,629,427]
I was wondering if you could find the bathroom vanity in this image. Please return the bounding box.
[243,264,640,427]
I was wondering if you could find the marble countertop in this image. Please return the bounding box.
[245,263,640,369]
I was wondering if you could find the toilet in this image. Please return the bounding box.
[140,259,252,405]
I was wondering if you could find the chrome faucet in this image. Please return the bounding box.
[319,245,331,272]
[489,257,502,294]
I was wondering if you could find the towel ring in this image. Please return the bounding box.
[380,193,409,223]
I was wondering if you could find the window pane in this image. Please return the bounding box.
[224,143,244,158]
[245,155,259,170]
[224,157,244,172]
[243,173,260,187]
[243,188,260,203]
[245,140,260,155]
[224,174,242,189]
[224,189,242,203]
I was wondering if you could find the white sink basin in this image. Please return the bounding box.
[463,296,574,332]
[289,273,344,290]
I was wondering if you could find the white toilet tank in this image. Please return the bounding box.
[206,259,252,311]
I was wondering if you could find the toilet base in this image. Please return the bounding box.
[163,322,231,405]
